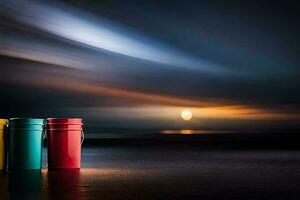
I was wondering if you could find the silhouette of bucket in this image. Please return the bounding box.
[0,119,8,170]
[47,118,84,169]
[8,118,45,170]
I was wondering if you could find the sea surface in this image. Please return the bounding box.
[1,141,300,200]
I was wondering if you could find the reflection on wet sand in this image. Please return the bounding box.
[161,129,233,134]
[43,168,134,200]
[2,168,131,200]
[0,171,9,199]
[8,170,42,200]
[1,147,300,200]
[44,169,81,200]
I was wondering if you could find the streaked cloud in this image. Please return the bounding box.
[0,0,232,75]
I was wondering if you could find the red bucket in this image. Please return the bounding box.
[46,118,84,169]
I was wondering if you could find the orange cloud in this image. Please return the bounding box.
[2,73,299,121]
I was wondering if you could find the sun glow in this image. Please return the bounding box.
[181,109,193,121]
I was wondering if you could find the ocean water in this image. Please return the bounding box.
[1,144,300,200]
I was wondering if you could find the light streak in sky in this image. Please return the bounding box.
[0,0,231,75]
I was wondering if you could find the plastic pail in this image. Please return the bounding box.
[0,119,8,170]
[47,118,83,169]
[8,118,45,170]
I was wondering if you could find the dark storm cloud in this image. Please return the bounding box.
[0,0,299,131]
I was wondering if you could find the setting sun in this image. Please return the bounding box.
[181,109,193,121]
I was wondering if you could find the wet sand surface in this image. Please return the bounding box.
[1,146,300,200]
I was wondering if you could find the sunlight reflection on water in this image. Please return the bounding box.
[160,129,233,134]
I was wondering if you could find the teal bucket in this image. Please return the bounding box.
[8,118,45,170]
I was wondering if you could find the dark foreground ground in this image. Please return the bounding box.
[1,135,300,200]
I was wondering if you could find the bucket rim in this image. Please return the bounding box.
[9,118,45,124]
[47,129,83,132]
[8,130,44,133]
[47,130,83,131]
[0,119,8,125]
[46,118,82,124]
[47,123,83,125]
[9,124,44,127]
[46,124,83,130]
[9,128,44,131]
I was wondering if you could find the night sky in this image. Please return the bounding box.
[0,0,299,136]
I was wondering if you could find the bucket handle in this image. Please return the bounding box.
[42,128,84,144]
[81,131,85,145]
[43,127,47,141]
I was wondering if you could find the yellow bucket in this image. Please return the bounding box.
[0,119,8,170]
